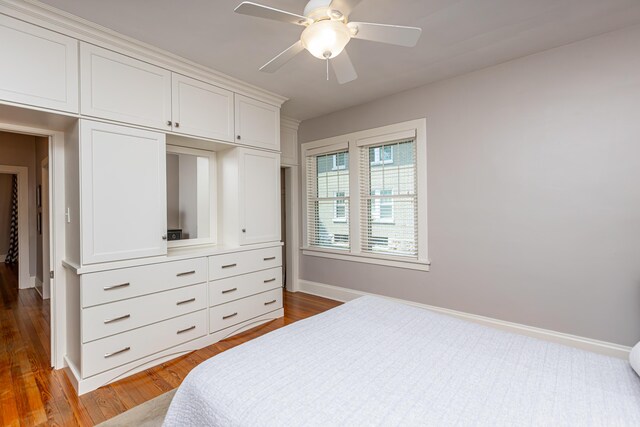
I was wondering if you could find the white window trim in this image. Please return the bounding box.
[301,119,429,271]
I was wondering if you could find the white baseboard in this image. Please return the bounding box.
[298,280,631,359]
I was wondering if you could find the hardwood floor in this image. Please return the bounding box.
[0,264,341,426]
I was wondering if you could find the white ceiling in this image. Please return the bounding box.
[38,0,640,121]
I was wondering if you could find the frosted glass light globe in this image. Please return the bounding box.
[301,20,351,59]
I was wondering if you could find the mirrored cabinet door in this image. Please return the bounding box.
[166,145,216,247]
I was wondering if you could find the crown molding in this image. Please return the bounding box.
[281,116,301,130]
[0,0,288,107]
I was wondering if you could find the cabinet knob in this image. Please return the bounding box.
[242,229,246,233]
[166,120,172,126]
[162,234,167,240]
[237,135,241,140]
[175,122,180,128]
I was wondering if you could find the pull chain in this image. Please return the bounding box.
[323,51,331,81]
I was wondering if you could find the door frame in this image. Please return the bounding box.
[41,156,51,299]
[0,122,65,369]
[0,164,29,289]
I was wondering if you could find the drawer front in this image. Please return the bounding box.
[210,288,282,333]
[209,267,281,307]
[82,258,207,308]
[82,283,206,343]
[82,309,206,378]
[209,247,281,280]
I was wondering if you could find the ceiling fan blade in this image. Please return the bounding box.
[260,40,305,73]
[329,0,363,17]
[331,50,357,84]
[348,22,422,47]
[234,2,311,26]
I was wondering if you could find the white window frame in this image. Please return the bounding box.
[301,119,429,271]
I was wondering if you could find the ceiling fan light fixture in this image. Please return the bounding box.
[301,20,351,59]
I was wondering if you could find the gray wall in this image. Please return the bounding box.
[298,24,640,346]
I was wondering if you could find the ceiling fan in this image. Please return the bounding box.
[234,0,422,84]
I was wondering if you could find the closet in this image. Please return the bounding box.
[0,10,287,395]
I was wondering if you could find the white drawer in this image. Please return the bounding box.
[82,258,207,307]
[82,283,206,343]
[210,288,282,333]
[209,267,281,307]
[82,309,206,378]
[209,247,281,280]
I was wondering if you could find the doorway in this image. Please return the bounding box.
[0,128,57,367]
[281,165,300,292]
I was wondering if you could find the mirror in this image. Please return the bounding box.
[166,145,216,246]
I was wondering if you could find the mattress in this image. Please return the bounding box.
[163,296,640,426]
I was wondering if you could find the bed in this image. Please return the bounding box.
[164,296,640,426]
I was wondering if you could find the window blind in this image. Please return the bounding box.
[306,150,350,250]
[359,139,418,258]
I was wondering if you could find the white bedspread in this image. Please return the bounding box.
[164,296,640,426]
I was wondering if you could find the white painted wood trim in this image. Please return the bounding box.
[298,280,632,359]
[301,248,430,271]
[0,0,287,107]
[0,164,29,289]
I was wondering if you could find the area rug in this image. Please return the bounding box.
[97,389,176,427]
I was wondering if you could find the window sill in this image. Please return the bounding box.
[301,247,430,271]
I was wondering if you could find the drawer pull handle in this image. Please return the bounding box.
[264,299,277,306]
[263,256,276,261]
[221,263,237,269]
[104,346,130,358]
[264,278,276,283]
[176,298,196,306]
[104,314,131,324]
[177,325,196,334]
[222,287,238,294]
[223,312,238,320]
[176,270,196,277]
[103,282,130,291]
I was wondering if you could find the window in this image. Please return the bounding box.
[302,119,428,271]
[371,189,394,222]
[332,152,348,170]
[306,150,350,250]
[334,191,347,221]
[361,140,416,257]
[371,146,393,165]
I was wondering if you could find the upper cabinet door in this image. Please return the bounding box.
[239,149,280,245]
[80,120,167,264]
[234,95,280,151]
[80,43,172,130]
[0,15,78,113]
[171,74,234,142]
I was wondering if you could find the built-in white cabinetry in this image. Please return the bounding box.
[171,73,234,142]
[80,43,172,130]
[235,94,280,151]
[280,117,300,166]
[0,14,78,113]
[80,120,167,264]
[219,148,281,246]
